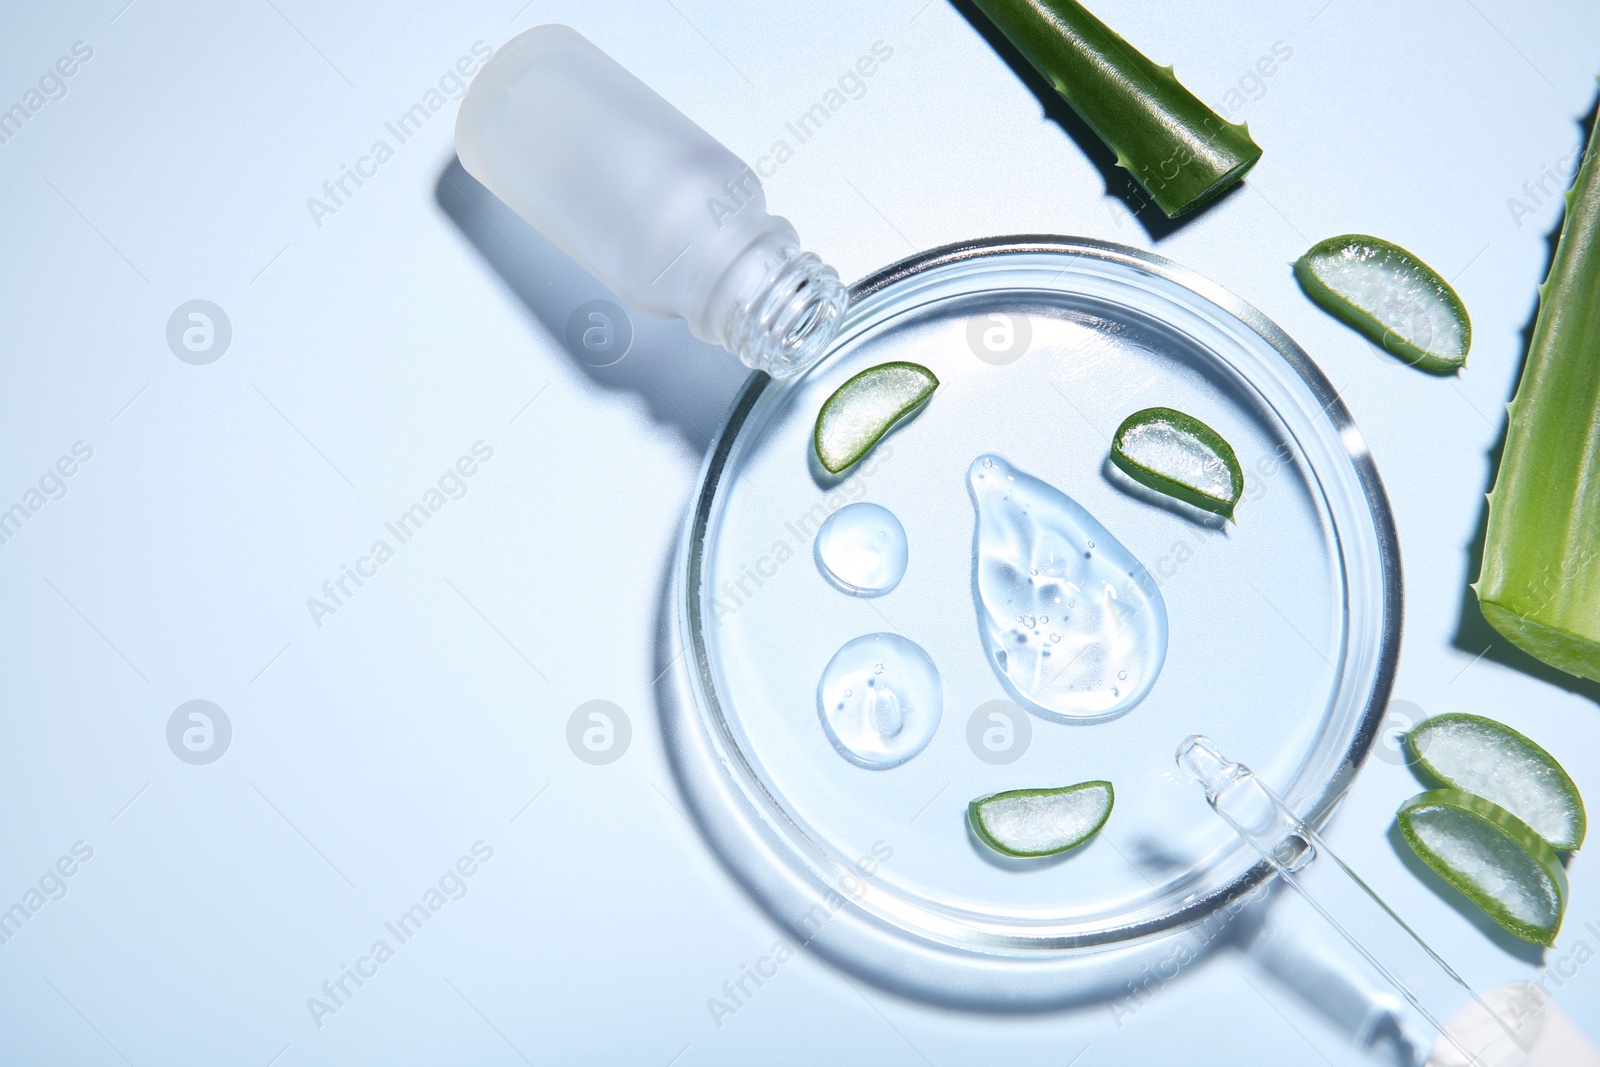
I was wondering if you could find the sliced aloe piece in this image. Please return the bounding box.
[1408,713,1586,851]
[1111,406,1243,519]
[1294,235,1470,372]
[813,361,938,473]
[968,780,1113,858]
[1397,789,1567,946]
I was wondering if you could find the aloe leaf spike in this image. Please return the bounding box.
[970,0,1263,217]
[1477,110,1600,683]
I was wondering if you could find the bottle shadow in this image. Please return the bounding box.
[434,157,751,454]
[945,0,1243,242]
[1449,92,1600,704]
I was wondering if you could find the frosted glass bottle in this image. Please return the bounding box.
[456,25,847,378]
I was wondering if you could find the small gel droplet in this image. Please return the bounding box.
[818,633,942,768]
[814,503,908,597]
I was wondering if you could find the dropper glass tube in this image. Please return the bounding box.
[1176,735,1594,1067]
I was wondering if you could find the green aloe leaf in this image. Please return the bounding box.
[1397,789,1567,947]
[1407,713,1585,851]
[813,361,937,474]
[968,780,1113,858]
[1478,115,1600,683]
[1110,406,1243,519]
[970,0,1262,218]
[1294,235,1471,372]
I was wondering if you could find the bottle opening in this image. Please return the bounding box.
[726,248,847,380]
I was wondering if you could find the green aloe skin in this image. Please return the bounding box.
[1477,116,1600,683]
[1397,789,1567,947]
[971,0,1263,217]
[1110,406,1244,520]
[967,781,1114,858]
[1293,235,1471,373]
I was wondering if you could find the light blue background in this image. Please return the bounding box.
[2,0,1598,1063]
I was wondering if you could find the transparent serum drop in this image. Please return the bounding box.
[814,503,908,596]
[968,454,1167,721]
[818,633,942,768]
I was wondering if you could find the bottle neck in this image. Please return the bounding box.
[692,224,847,380]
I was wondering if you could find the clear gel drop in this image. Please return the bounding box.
[818,633,942,768]
[968,454,1167,721]
[814,503,908,596]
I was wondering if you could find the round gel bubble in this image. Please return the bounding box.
[813,502,908,596]
[818,633,942,769]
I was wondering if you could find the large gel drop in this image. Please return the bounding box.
[969,454,1167,721]
[818,633,942,768]
[814,502,908,595]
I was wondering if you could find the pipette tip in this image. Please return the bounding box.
[1175,735,1241,798]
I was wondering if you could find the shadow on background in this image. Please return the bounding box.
[647,527,1413,1049]
[435,157,750,455]
[1451,92,1600,705]
[645,534,1252,1013]
[946,0,1241,241]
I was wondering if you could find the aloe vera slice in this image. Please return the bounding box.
[968,780,1113,858]
[1397,789,1567,946]
[1408,714,1586,851]
[1110,406,1243,519]
[813,362,937,473]
[1478,120,1600,683]
[1294,235,1471,372]
[970,0,1261,217]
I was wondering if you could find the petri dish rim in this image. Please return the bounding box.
[671,235,1401,997]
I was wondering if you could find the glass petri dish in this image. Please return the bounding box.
[669,237,1400,1006]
